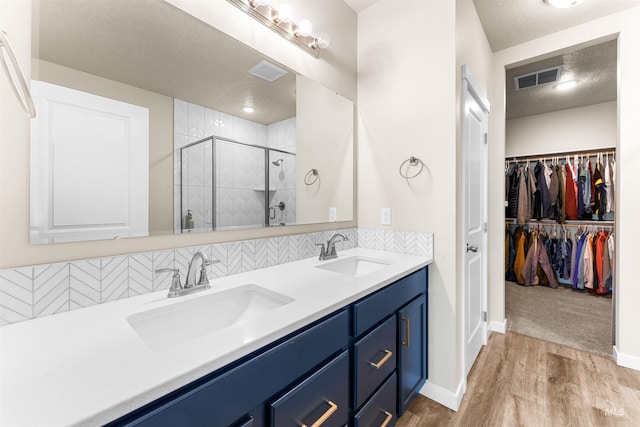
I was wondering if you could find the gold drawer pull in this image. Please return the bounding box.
[380,410,393,427]
[401,317,411,347]
[370,349,393,369]
[301,400,338,427]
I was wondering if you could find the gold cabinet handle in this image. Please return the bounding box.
[380,410,393,427]
[369,349,393,369]
[402,317,411,347]
[301,400,338,427]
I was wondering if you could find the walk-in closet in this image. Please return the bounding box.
[503,39,617,357]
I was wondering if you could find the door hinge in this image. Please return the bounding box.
[483,133,488,145]
[483,222,488,233]
[483,311,488,322]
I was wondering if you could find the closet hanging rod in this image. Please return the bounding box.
[505,220,614,228]
[505,147,616,163]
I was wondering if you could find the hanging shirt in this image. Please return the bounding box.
[573,233,587,289]
[583,160,592,214]
[595,232,609,294]
[583,234,594,289]
[605,160,614,213]
[514,227,527,285]
[556,164,566,223]
[607,233,615,291]
[564,163,578,220]
[610,159,616,213]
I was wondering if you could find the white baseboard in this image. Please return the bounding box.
[613,345,640,372]
[419,379,465,411]
[489,318,507,334]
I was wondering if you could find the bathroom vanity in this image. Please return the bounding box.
[0,248,431,426]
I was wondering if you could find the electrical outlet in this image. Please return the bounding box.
[381,208,391,225]
[329,207,337,222]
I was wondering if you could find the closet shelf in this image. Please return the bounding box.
[505,218,614,226]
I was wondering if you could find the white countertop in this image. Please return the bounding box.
[0,248,431,426]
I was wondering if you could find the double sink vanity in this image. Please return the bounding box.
[0,247,431,426]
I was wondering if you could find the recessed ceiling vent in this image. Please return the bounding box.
[248,60,288,83]
[514,65,563,90]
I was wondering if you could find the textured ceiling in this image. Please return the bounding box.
[506,39,617,119]
[472,0,640,52]
[33,0,296,125]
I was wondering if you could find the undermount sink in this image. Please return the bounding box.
[127,284,294,351]
[315,256,393,277]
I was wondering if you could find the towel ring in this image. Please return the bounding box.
[399,156,424,179]
[304,168,319,185]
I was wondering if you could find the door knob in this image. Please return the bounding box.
[466,244,478,253]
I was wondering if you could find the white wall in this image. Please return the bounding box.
[296,75,354,224]
[506,102,616,157]
[0,0,357,269]
[455,0,493,406]
[358,0,491,407]
[489,7,640,369]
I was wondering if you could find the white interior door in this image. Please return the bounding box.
[462,66,489,375]
[30,80,149,243]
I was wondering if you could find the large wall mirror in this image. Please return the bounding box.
[29,0,354,244]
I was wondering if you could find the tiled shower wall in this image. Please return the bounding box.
[0,228,433,325]
[174,99,297,232]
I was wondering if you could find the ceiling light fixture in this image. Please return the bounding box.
[544,0,584,8]
[243,106,255,113]
[227,0,329,57]
[554,80,578,90]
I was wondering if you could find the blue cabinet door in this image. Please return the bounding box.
[397,294,427,415]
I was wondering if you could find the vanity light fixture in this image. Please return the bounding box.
[544,0,584,8]
[227,0,329,57]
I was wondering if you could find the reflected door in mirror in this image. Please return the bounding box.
[30,81,149,243]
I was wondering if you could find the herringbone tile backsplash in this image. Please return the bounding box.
[0,228,433,325]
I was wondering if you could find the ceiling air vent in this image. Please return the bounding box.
[514,65,562,90]
[248,60,288,83]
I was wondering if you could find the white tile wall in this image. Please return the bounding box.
[0,228,434,325]
[175,100,297,232]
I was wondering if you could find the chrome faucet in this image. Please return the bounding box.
[155,250,219,298]
[317,233,348,261]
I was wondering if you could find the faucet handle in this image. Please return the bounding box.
[315,243,326,260]
[198,265,210,286]
[155,268,183,293]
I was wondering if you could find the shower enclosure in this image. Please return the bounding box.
[179,136,296,232]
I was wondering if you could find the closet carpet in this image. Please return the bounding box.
[397,332,640,426]
[505,280,612,357]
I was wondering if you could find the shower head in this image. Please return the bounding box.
[272,158,284,166]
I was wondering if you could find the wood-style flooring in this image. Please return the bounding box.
[397,332,640,426]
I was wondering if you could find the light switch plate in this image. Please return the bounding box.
[381,208,391,225]
[329,207,337,222]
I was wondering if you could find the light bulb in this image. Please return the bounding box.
[313,33,330,49]
[296,19,313,37]
[544,0,583,8]
[554,80,578,91]
[277,4,293,23]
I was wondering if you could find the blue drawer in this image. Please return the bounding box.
[353,316,397,409]
[271,351,349,427]
[353,268,426,336]
[354,373,397,427]
[112,310,349,427]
